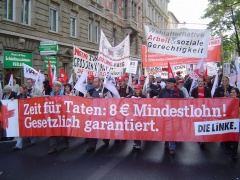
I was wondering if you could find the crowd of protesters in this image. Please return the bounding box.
[0,70,239,162]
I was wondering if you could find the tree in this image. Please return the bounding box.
[202,0,240,61]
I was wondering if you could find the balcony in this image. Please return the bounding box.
[123,18,139,32]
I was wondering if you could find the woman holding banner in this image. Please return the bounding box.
[48,81,69,154]
[13,84,34,150]
[127,84,146,149]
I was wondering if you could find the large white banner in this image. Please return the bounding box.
[144,24,210,58]
[98,30,130,68]
[73,46,123,77]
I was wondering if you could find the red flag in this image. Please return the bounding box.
[204,67,208,81]
[168,62,174,78]
[60,69,68,83]
[48,59,53,88]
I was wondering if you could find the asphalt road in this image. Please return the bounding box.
[0,138,239,180]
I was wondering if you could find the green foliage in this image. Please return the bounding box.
[202,0,240,60]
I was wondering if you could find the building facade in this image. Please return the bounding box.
[0,0,143,85]
[168,11,179,29]
[142,0,169,29]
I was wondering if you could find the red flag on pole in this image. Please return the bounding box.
[168,62,174,78]
[204,67,208,81]
[60,69,68,83]
[48,59,53,88]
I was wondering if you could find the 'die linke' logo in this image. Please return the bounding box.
[197,120,238,135]
[0,104,15,129]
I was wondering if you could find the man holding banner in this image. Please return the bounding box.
[86,77,112,152]
[117,76,133,98]
[191,76,211,148]
[157,78,184,155]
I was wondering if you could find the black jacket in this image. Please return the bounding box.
[213,85,233,97]
[148,83,160,98]
[191,86,211,98]
[43,80,52,95]
[158,86,184,98]
[88,88,110,97]
[17,93,31,99]
[2,92,17,100]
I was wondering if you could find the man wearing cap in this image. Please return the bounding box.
[117,76,133,98]
[139,76,145,86]
[157,78,184,155]
[175,71,182,79]
[87,75,95,91]
[154,74,166,89]
[177,79,189,98]
[148,75,160,98]
[86,77,112,152]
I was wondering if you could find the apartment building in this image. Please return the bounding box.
[0,0,143,84]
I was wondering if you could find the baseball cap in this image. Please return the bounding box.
[140,76,145,81]
[178,79,184,83]
[118,76,126,82]
[134,84,142,89]
[88,75,94,80]
[156,74,161,78]
[166,78,176,83]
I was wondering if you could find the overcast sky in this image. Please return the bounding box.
[168,0,212,29]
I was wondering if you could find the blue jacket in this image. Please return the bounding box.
[50,90,65,96]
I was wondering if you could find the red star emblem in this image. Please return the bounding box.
[0,104,15,129]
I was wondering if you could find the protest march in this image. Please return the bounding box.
[0,25,239,162]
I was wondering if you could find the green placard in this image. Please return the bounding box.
[39,44,58,52]
[44,56,57,69]
[4,51,32,68]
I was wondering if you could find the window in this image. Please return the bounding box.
[148,5,151,18]
[132,2,137,21]
[135,37,138,55]
[95,25,99,43]
[70,17,77,37]
[49,8,58,32]
[4,0,14,21]
[88,23,93,42]
[123,0,127,19]
[112,0,117,14]
[112,29,116,46]
[21,0,31,25]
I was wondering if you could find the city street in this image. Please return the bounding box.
[0,137,239,180]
